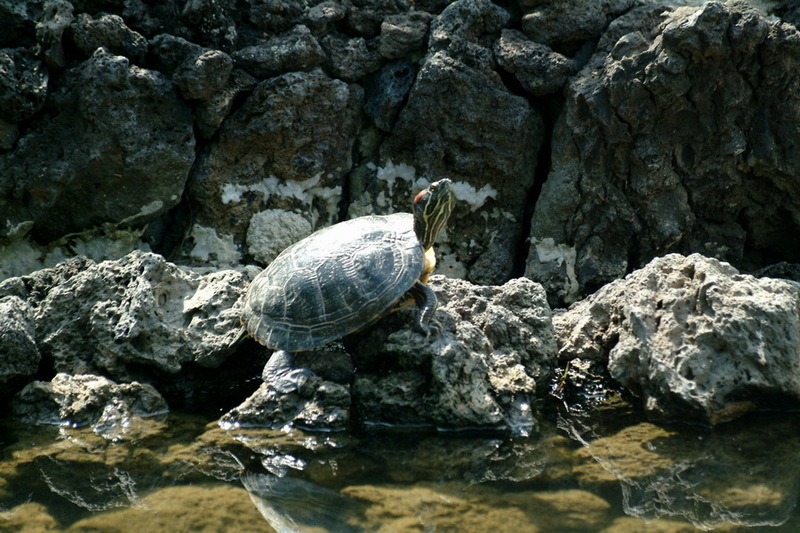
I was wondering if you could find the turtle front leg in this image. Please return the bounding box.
[262,350,317,394]
[408,280,441,337]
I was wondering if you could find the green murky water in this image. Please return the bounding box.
[2,407,800,532]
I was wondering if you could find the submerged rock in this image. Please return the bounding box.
[555,253,800,424]
[226,276,557,433]
[12,372,167,428]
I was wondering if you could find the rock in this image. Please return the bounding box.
[245,209,313,265]
[376,47,542,284]
[520,0,636,50]
[351,276,557,432]
[0,48,48,122]
[0,296,40,386]
[149,33,204,74]
[248,0,310,34]
[232,25,325,79]
[180,0,237,49]
[194,69,258,139]
[494,29,579,96]
[379,11,432,59]
[188,70,362,251]
[428,0,509,56]
[69,12,148,64]
[0,48,195,244]
[303,0,346,33]
[25,251,245,379]
[319,33,382,82]
[224,276,556,433]
[0,0,42,48]
[527,2,800,304]
[555,253,800,424]
[345,0,403,37]
[35,0,74,68]
[173,48,233,100]
[363,60,418,132]
[11,373,168,427]
[222,344,353,430]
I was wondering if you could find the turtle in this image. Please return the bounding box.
[243,178,456,392]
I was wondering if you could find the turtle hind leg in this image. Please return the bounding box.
[408,280,441,337]
[262,350,317,394]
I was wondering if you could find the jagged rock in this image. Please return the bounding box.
[149,33,204,73]
[554,254,800,424]
[351,276,556,432]
[520,0,636,50]
[303,1,347,33]
[11,251,246,379]
[379,12,432,59]
[527,2,800,304]
[0,48,195,244]
[35,0,74,68]
[0,48,48,123]
[319,33,382,82]
[222,344,353,430]
[345,0,404,37]
[232,25,325,79]
[0,0,42,48]
[69,12,148,64]
[11,373,168,427]
[494,29,579,96]
[180,0,237,49]
[0,296,40,386]
[188,70,362,251]
[374,48,542,284]
[227,276,557,432]
[363,60,418,132]
[194,69,258,139]
[173,49,233,101]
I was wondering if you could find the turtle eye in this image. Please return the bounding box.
[429,184,438,192]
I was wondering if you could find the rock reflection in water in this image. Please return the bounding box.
[560,410,800,530]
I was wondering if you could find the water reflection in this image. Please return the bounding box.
[2,411,800,531]
[559,409,800,530]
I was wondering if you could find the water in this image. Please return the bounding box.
[2,406,800,532]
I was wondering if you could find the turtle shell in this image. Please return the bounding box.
[243,212,424,351]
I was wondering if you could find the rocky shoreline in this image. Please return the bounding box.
[3,0,800,433]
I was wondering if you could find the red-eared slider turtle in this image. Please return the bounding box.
[243,179,455,391]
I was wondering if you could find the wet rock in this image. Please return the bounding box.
[494,29,579,96]
[232,25,325,79]
[69,12,148,64]
[319,33,382,82]
[222,343,353,430]
[379,11,432,59]
[527,2,800,303]
[0,296,40,386]
[555,254,800,424]
[0,48,48,123]
[188,70,362,251]
[363,60,418,132]
[11,373,168,427]
[0,48,195,244]
[520,0,636,50]
[17,251,245,379]
[352,276,556,432]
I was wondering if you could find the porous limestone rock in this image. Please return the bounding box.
[555,254,800,424]
[12,372,168,427]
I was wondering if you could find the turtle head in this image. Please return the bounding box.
[413,178,455,250]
